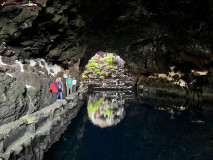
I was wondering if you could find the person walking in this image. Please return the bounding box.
[66,75,73,96]
[58,77,63,99]
[50,78,62,104]
[72,77,77,93]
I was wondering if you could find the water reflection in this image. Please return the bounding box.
[87,91,129,128]
[44,91,213,160]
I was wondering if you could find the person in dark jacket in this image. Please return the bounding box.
[52,78,62,104]
[58,77,63,99]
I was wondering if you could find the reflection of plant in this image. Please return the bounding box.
[87,97,105,117]
[82,75,88,79]
[104,109,113,116]
[87,104,99,117]
[99,97,104,102]
[110,104,117,109]
[87,94,126,128]
[87,97,117,117]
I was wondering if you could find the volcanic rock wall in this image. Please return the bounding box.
[0,87,87,160]
[0,0,213,107]
[0,56,71,125]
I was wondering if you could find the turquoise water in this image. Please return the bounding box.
[44,91,213,160]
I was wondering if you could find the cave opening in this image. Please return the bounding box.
[80,51,133,90]
[78,51,134,128]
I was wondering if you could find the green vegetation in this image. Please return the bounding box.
[101,55,114,64]
[96,71,101,75]
[87,67,95,71]
[87,97,118,119]
[82,75,88,79]
[106,65,117,69]
[106,59,113,64]
[87,97,105,117]
[104,109,113,116]
[82,53,122,79]
[95,69,101,75]
[99,76,104,80]
[87,104,99,117]
[86,59,100,72]
[110,104,117,109]
[86,62,99,68]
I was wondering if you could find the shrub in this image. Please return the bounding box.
[101,56,114,64]
[95,69,100,72]
[99,76,104,80]
[96,71,101,75]
[92,69,100,75]
[106,59,113,64]
[87,66,95,71]
[86,62,99,68]
[82,75,88,79]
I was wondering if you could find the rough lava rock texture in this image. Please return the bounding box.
[0,0,213,106]
[0,87,87,160]
[0,56,70,125]
[0,74,27,125]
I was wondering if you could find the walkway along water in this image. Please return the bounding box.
[0,87,88,160]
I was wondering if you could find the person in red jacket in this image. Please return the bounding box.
[51,78,62,104]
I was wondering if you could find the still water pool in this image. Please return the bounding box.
[44,91,213,160]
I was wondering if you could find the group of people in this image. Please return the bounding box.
[50,75,77,104]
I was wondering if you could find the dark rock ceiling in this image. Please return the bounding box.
[0,0,213,75]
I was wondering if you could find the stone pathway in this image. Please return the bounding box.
[0,87,88,160]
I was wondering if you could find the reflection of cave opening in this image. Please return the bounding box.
[80,51,133,90]
[87,91,128,128]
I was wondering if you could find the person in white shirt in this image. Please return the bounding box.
[72,77,77,93]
